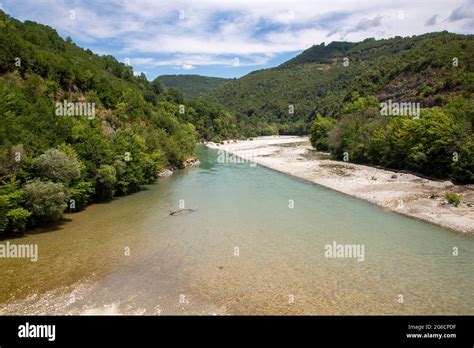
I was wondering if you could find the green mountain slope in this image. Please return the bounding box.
[209,32,473,134]
[157,74,231,98]
[0,10,239,235]
[281,41,355,67]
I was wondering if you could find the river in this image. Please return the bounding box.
[0,145,473,315]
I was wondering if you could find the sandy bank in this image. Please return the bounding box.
[206,136,474,234]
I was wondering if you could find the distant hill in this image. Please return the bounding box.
[208,32,473,134]
[280,41,355,67]
[157,74,231,98]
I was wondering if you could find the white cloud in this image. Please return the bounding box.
[131,54,272,69]
[5,0,473,70]
[180,64,195,70]
[121,1,474,57]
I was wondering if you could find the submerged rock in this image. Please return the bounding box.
[157,169,173,178]
[183,158,201,167]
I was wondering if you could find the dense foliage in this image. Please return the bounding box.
[309,95,474,183]
[209,32,473,136]
[0,10,236,234]
[157,74,231,98]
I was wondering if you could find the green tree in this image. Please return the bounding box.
[95,165,117,201]
[452,136,474,184]
[309,114,336,151]
[150,79,164,95]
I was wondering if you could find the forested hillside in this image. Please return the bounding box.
[209,32,473,134]
[157,74,231,98]
[0,10,238,234]
[209,32,473,183]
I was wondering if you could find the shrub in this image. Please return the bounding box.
[23,180,67,223]
[6,208,31,232]
[67,181,94,212]
[445,192,461,207]
[0,179,31,233]
[0,195,10,232]
[33,149,81,184]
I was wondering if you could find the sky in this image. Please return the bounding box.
[1,0,473,80]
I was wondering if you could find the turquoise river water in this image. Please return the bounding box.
[0,145,473,314]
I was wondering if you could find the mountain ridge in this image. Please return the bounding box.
[156,74,231,98]
[207,31,473,134]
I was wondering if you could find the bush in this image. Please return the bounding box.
[0,195,10,232]
[67,181,94,212]
[0,178,31,233]
[23,180,67,223]
[6,208,31,232]
[34,149,81,184]
[445,192,461,207]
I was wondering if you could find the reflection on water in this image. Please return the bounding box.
[1,145,473,315]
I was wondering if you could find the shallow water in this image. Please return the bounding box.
[1,145,473,314]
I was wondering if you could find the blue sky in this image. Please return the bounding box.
[1,0,473,80]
